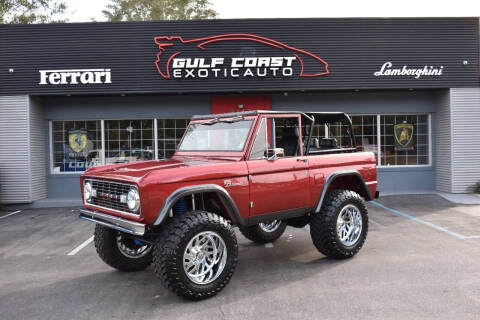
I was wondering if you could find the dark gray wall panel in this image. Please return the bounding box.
[29,97,47,201]
[271,90,438,113]
[1,18,478,95]
[43,94,211,120]
[378,167,435,191]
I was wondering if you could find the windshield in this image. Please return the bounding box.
[179,119,254,152]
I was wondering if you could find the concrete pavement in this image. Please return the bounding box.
[1,195,479,320]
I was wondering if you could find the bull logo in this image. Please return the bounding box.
[69,130,88,153]
[394,123,414,151]
[154,34,329,79]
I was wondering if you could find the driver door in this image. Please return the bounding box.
[246,115,310,217]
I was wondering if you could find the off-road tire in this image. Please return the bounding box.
[153,210,238,300]
[310,189,368,259]
[240,221,287,244]
[93,225,153,272]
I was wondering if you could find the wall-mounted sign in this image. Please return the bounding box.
[153,34,329,79]
[39,68,111,85]
[62,129,97,172]
[68,130,88,152]
[374,62,443,79]
[394,123,415,151]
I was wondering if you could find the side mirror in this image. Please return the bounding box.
[266,148,284,160]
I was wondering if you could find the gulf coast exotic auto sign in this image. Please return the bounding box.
[153,33,330,80]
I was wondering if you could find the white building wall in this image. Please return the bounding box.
[450,88,480,193]
[0,96,31,203]
[0,95,46,203]
[435,90,453,192]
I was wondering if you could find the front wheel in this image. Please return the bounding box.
[240,220,287,244]
[310,189,368,259]
[153,211,238,300]
[94,225,153,271]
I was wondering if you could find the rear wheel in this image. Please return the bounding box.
[310,189,368,259]
[94,225,153,271]
[153,210,238,300]
[240,220,287,244]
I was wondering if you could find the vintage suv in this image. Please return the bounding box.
[79,111,378,300]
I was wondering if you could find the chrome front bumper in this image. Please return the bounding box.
[79,208,146,236]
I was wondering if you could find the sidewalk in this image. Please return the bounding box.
[4,190,480,211]
[380,190,480,205]
[4,198,82,210]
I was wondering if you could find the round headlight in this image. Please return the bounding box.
[127,188,140,212]
[83,182,92,202]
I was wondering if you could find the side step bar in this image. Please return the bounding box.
[79,209,146,236]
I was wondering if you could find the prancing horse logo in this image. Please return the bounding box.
[69,130,88,153]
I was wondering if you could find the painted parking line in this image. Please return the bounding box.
[369,218,383,228]
[67,236,94,256]
[463,235,480,239]
[265,243,274,248]
[0,210,22,220]
[371,201,475,240]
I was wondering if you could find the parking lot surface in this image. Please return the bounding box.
[1,194,480,320]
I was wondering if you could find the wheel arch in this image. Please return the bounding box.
[315,170,373,213]
[152,184,245,227]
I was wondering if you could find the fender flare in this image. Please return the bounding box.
[314,170,373,213]
[152,184,245,227]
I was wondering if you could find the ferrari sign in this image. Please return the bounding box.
[394,123,415,151]
[39,69,112,85]
[69,130,88,153]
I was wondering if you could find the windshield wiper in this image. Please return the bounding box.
[201,116,244,126]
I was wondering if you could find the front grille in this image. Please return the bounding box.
[86,179,139,216]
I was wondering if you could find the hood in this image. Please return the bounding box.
[82,156,243,184]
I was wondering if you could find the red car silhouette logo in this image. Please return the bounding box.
[154,33,329,79]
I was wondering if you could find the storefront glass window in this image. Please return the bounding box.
[50,114,430,174]
[327,121,354,148]
[305,122,326,143]
[380,114,429,166]
[351,115,378,160]
[305,116,377,152]
[301,114,428,166]
[51,120,102,173]
[157,119,189,158]
[105,119,154,164]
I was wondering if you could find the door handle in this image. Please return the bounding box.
[297,157,308,162]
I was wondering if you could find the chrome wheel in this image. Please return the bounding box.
[259,220,281,233]
[336,204,363,247]
[183,231,227,285]
[116,233,152,259]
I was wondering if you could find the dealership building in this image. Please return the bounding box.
[0,17,479,204]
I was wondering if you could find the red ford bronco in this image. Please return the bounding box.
[79,111,378,300]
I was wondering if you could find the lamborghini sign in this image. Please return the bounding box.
[394,123,415,151]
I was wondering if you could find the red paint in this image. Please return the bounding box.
[81,113,377,226]
[247,156,310,215]
[157,51,181,79]
[154,33,329,79]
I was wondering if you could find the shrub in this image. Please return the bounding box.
[476,182,480,194]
